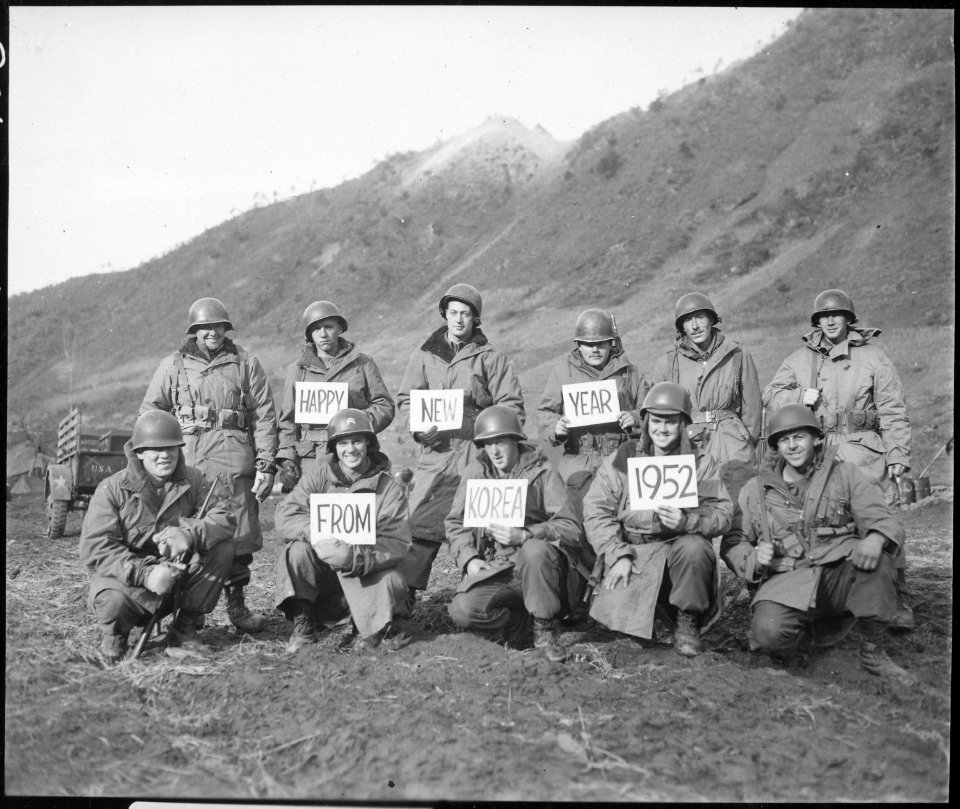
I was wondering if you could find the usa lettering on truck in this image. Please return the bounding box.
[463,479,529,528]
[295,381,350,425]
[409,389,464,432]
[309,493,377,546]
[561,379,621,428]
[626,455,699,510]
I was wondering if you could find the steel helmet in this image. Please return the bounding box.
[326,408,379,454]
[574,309,617,343]
[439,283,483,322]
[674,292,720,332]
[766,404,823,449]
[132,410,185,451]
[811,289,857,327]
[303,300,348,340]
[640,382,693,422]
[187,297,234,333]
[473,405,525,447]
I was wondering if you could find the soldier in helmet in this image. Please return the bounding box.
[274,409,414,654]
[141,297,279,634]
[276,301,395,491]
[396,283,525,600]
[764,289,914,630]
[583,382,733,656]
[651,292,762,503]
[446,405,587,662]
[537,308,650,521]
[720,405,917,686]
[79,410,236,664]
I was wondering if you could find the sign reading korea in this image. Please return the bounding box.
[295,381,349,425]
[409,389,464,432]
[463,479,529,529]
[627,455,699,510]
[309,493,377,546]
[562,379,621,428]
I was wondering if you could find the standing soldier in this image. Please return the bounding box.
[537,308,650,521]
[720,405,916,685]
[141,297,279,634]
[651,292,762,503]
[396,283,525,600]
[763,289,913,630]
[79,410,236,664]
[583,383,734,656]
[446,405,588,662]
[275,300,395,491]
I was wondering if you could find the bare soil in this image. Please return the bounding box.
[4,489,951,802]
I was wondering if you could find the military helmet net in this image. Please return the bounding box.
[766,404,823,449]
[132,410,185,451]
[187,297,234,333]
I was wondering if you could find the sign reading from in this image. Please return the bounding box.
[409,389,464,432]
[295,381,349,425]
[562,379,621,428]
[463,479,529,529]
[309,493,376,546]
[627,455,699,510]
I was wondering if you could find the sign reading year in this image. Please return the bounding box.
[561,379,620,428]
[295,381,349,425]
[463,479,529,529]
[409,389,464,432]
[309,493,376,546]
[627,455,699,510]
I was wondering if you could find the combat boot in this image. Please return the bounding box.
[858,619,917,686]
[533,617,567,662]
[225,584,267,633]
[99,633,128,666]
[499,607,534,650]
[285,600,319,655]
[674,610,703,657]
[167,610,212,654]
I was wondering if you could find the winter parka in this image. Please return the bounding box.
[720,447,904,612]
[397,325,525,542]
[763,326,911,483]
[276,337,395,465]
[140,337,278,554]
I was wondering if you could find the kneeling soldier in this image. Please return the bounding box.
[79,410,236,665]
[274,408,413,654]
[720,405,916,685]
[583,382,733,656]
[446,405,588,662]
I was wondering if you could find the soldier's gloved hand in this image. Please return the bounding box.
[144,562,184,595]
[155,526,193,559]
[278,459,301,492]
[755,541,775,570]
[312,538,354,571]
[251,471,275,502]
[414,426,442,449]
[887,463,907,479]
[801,387,821,407]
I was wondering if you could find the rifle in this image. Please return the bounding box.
[130,472,222,660]
[755,405,767,472]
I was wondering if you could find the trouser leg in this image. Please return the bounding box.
[91,588,153,637]
[338,568,411,638]
[398,538,442,591]
[515,539,566,620]
[275,540,346,622]
[750,600,807,659]
[180,541,234,614]
[663,534,716,613]
[448,578,523,631]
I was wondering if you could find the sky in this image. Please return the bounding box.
[6,6,803,296]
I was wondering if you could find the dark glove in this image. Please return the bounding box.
[414,426,442,449]
[155,526,193,559]
[144,562,184,595]
[279,459,301,492]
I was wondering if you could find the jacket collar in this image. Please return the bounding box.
[566,346,631,377]
[802,326,881,354]
[326,449,392,487]
[297,337,356,370]
[421,325,489,362]
[675,330,726,361]
[180,336,241,363]
[118,440,190,494]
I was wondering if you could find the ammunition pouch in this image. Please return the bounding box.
[178,405,250,431]
[564,432,627,456]
[819,409,879,433]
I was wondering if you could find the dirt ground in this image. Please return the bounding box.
[4,487,952,802]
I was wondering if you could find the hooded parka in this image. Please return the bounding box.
[276,337,395,470]
[141,337,279,556]
[537,346,650,516]
[583,439,733,639]
[651,331,762,499]
[273,449,412,637]
[763,327,911,492]
[79,442,236,619]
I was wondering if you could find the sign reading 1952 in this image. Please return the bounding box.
[627,455,699,510]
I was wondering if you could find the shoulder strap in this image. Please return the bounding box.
[754,477,774,545]
[238,351,251,410]
[173,352,195,410]
[671,349,680,383]
[802,454,836,542]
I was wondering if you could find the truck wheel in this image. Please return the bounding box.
[48,500,69,539]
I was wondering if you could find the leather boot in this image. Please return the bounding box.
[285,600,319,655]
[499,607,534,650]
[167,610,212,654]
[675,610,703,657]
[99,633,128,665]
[225,584,267,633]
[858,619,917,686]
[533,617,567,662]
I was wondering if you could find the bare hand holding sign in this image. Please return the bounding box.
[409,389,464,432]
[295,382,349,425]
[627,455,699,510]
[309,493,377,546]
[561,380,620,428]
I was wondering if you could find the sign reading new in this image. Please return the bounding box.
[409,389,464,432]
[295,381,349,425]
[309,493,377,546]
[463,479,529,528]
[561,379,620,428]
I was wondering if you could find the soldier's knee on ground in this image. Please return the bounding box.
[93,589,143,635]
[750,603,803,656]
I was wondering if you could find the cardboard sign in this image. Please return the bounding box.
[309,492,376,546]
[562,379,621,428]
[462,479,529,529]
[627,455,699,510]
[295,381,349,425]
[409,389,464,432]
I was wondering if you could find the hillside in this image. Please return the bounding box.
[6,7,955,481]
